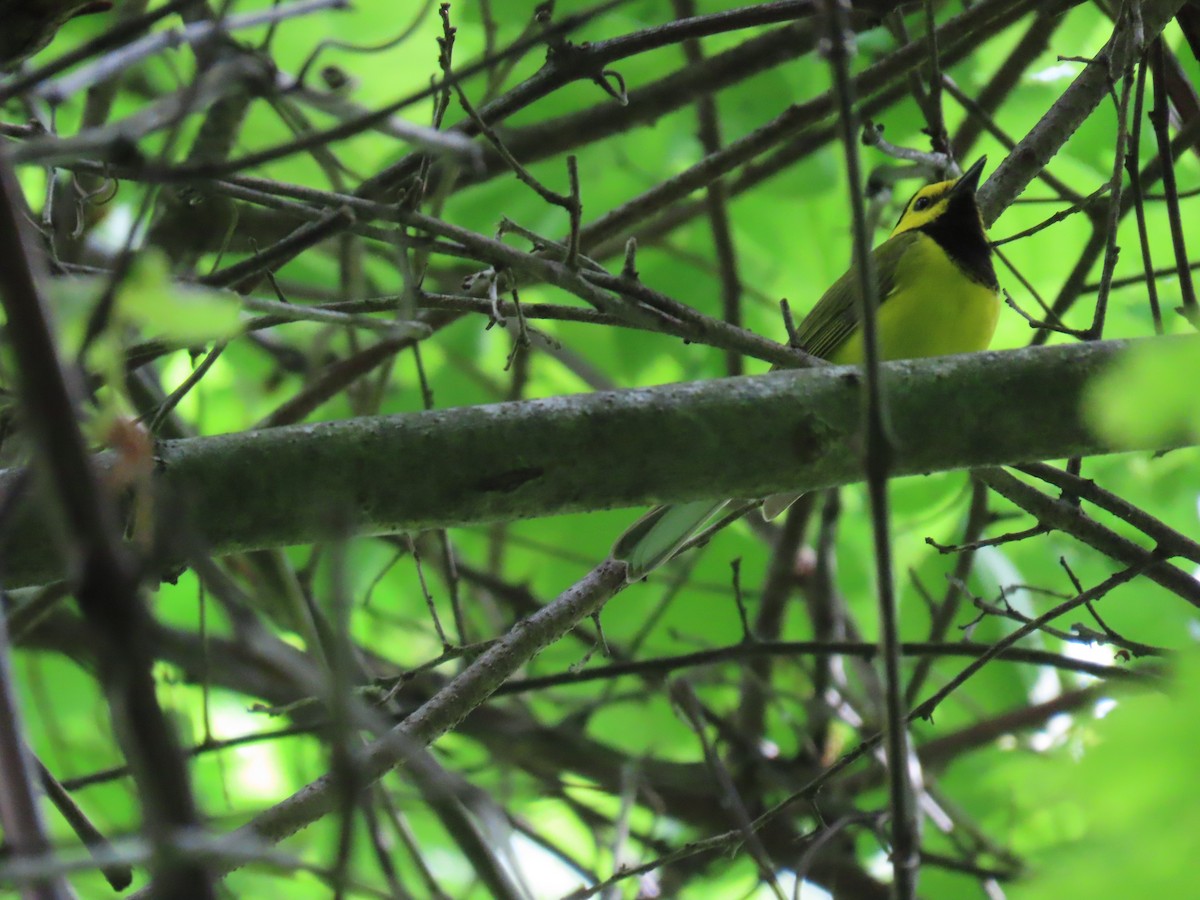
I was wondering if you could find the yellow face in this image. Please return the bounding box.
[889,179,959,237]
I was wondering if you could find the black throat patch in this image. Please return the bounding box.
[919,195,999,291]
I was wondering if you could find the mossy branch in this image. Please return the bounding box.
[0,336,1185,588]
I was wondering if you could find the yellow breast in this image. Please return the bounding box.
[830,233,999,366]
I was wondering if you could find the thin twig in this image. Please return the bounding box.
[821,0,917,893]
[1149,37,1198,317]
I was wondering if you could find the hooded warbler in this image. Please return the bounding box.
[613,157,1000,579]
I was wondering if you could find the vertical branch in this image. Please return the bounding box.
[803,489,848,755]
[0,152,213,897]
[565,154,583,270]
[904,479,989,706]
[325,538,364,899]
[921,0,947,154]
[1148,37,1198,317]
[736,498,813,749]
[671,680,786,899]
[673,0,744,376]
[820,1,917,897]
[1085,62,1135,339]
[0,611,71,900]
[1126,55,1163,333]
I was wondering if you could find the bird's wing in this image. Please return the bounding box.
[791,231,916,360]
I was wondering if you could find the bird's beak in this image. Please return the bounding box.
[950,156,987,198]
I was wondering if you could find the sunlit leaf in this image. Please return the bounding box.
[1011,654,1200,898]
[1084,338,1200,449]
[118,252,243,344]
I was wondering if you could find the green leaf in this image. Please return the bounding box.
[1083,339,1200,448]
[119,252,243,344]
[1010,654,1200,898]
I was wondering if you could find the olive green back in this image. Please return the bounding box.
[791,231,920,361]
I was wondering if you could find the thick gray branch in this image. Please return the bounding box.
[0,337,1185,587]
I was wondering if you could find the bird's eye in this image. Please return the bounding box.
[913,197,931,211]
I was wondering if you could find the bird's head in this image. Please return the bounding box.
[890,156,987,238]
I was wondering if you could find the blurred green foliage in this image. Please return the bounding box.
[6,1,1199,898]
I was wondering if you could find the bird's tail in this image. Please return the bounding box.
[610,499,731,581]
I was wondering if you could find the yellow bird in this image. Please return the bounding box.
[613,157,1001,578]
